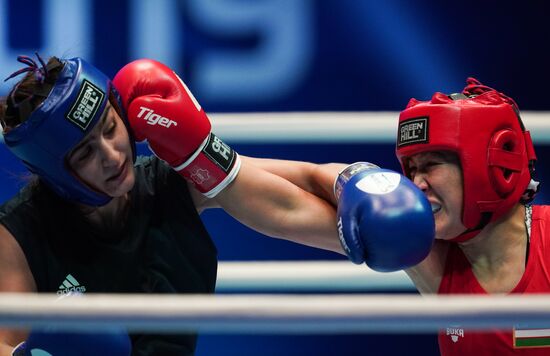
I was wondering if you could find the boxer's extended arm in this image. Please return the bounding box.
[240,156,345,206]
[212,159,344,254]
[114,59,343,254]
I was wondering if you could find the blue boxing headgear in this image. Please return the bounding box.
[3,57,134,206]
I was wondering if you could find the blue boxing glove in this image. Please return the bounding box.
[334,162,435,272]
[12,329,132,356]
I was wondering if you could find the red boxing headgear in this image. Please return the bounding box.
[395,78,538,241]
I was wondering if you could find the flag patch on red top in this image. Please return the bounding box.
[514,327,550,348]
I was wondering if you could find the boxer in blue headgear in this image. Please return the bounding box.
[0,52,383,355]
[2,54,135,206]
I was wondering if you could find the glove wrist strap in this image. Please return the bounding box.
[334,162,379,201]
[175,133,241,197]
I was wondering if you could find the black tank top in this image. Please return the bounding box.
[0,156,218,355]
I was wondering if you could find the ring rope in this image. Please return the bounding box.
[207,111,550,143]
[216,261,414,291]
[3,293,550,333]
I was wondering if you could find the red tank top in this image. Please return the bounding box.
[438,205,550,355]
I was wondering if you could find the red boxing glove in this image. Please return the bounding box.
[113,59,240,197]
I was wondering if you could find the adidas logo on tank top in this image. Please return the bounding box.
[57,274,87,295]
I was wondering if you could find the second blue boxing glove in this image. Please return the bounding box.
[335,162,435,272]
[12,329,132,356]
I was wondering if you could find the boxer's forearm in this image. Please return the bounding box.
[214,160,344,253]
[240,156,345,205]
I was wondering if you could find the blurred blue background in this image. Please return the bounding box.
[2,0,550,111]
[2,0,550,355]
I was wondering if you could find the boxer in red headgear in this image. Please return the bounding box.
[395,78,548,355]
[397,78,538,242]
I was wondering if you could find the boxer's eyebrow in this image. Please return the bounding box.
[68,104,112,158]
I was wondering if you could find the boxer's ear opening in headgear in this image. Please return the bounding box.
[448,93,469,101]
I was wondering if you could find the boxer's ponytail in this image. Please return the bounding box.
[1,54,63,132]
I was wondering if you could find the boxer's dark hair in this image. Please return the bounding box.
[1,55,64,132]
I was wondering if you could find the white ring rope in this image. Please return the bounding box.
[2,111,549,144]
[2,293,550,333]
[208,111,550,143]
[216,261,414,291]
